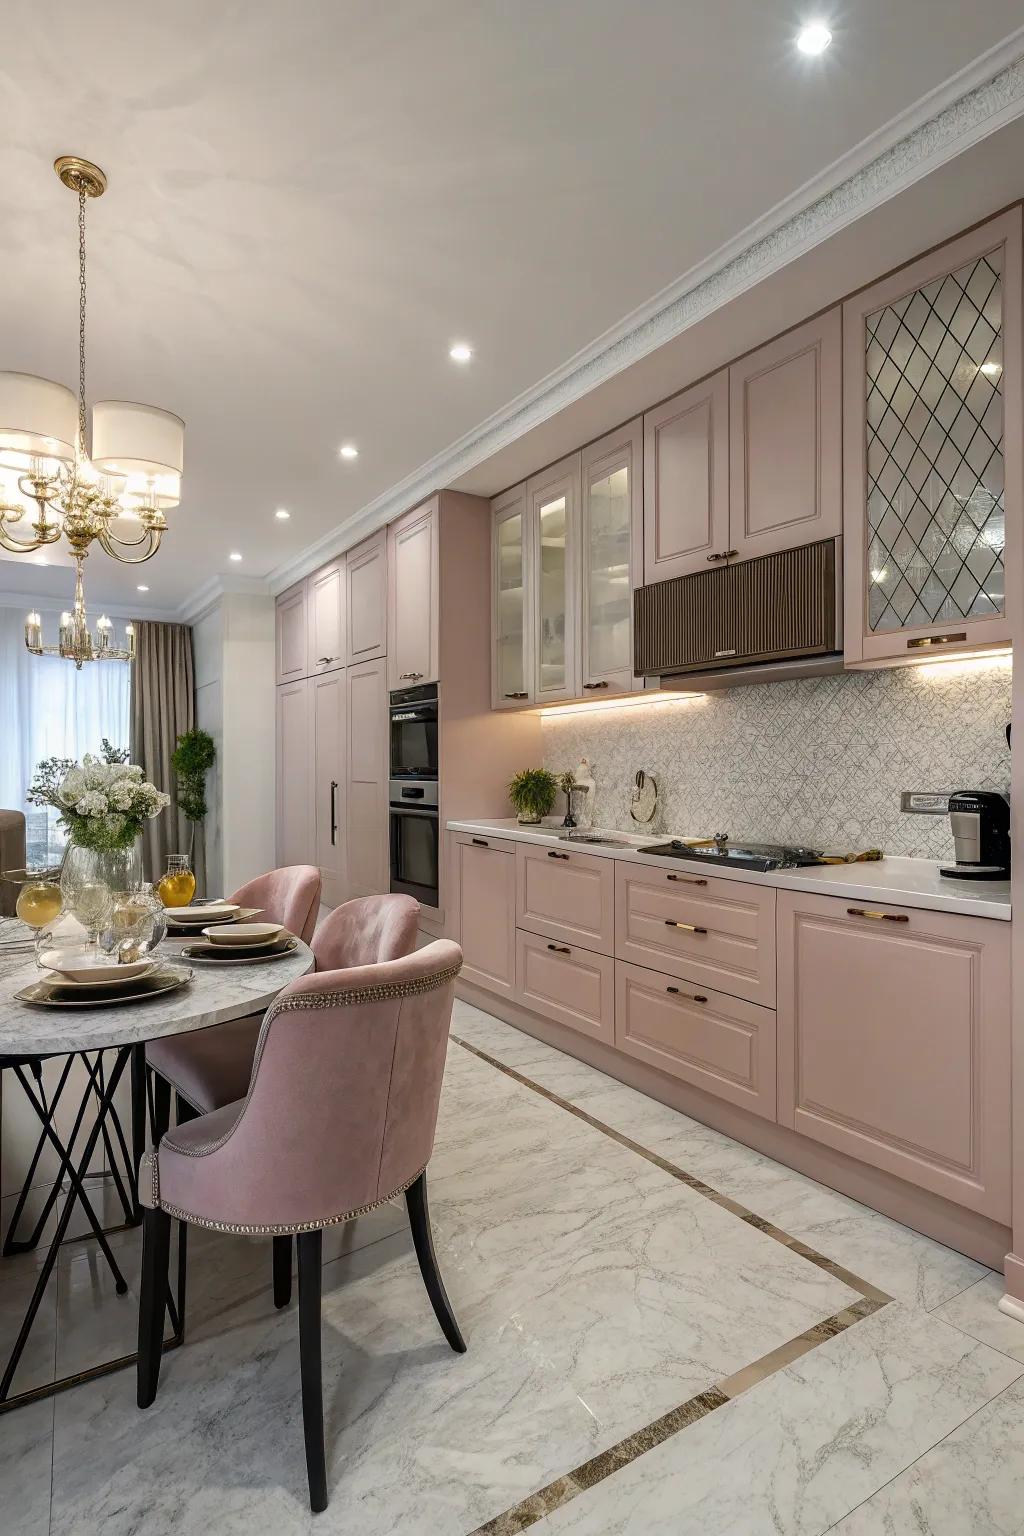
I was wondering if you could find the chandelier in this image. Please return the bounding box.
[0,156,184,662]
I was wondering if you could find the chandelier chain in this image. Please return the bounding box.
[78,186,88,456]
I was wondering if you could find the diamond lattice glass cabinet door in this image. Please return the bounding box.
[581,419,643,695]
[491,484,532,708]
[843,210,1021,663]
[527,453,581,702]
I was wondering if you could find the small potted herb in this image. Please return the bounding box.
[507,768,558,825]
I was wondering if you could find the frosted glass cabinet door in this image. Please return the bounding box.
[528,452,581,702]
[491,483,533,708]
[843,209,1022,664]
[580,419,643,695]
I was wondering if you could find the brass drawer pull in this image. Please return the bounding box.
[547,942,571,954]
[665,920,708,934]
[471,837,489,847]
[846,907,909,923]
[547,850,570,860]
[667,874,707,886]
[666,986,708,1003]
[906,633,967,650]
[582,681,610,690]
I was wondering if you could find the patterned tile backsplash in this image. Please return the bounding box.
[541,661,1012,860]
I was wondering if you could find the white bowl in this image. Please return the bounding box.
[202,922,284,946]
[41,955,156,986]
[170,903,241,923]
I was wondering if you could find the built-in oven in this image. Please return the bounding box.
[389,683,438,781]
[389,778,439,908]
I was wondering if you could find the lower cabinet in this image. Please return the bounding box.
[777,890,1011,1221]
[452,832,517,998]
[516,842,615,953]
[516,928,615,1044]
[615,959,777,1120]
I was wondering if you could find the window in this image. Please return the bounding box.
[0,605,132,868]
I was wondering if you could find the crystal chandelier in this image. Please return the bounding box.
[0,156,184,662]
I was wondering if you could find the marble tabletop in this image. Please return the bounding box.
[0,931,315,1056]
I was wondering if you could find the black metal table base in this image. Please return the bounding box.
[0,1043,186,1412]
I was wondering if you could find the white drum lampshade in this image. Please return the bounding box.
[0,372,78,469]
[91,400,185,488]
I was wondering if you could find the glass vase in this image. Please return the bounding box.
[59,841,143,943]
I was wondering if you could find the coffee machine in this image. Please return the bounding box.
[940,791,1011,880]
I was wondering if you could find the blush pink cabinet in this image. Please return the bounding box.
[515,842,615,954]
[643,370,730,583]
[275,581,309,685]
[451,832,517,998]
[312,670,346,908]
[777,890,1011,1221]
[729,308,842,563]
[615,959,777,1120]
[345,656,389,899]
[528,454,581,703]
[388,497,439,690]
[580,419,644,696]
[346,530,387,664]
[516,928,615,1044]
[275,677,314,866]
[491,483,533,709]
[307,558,346,676]
[615,862,776,1007]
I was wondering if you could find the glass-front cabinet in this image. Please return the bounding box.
[843,209,1021,664]
[491,483,533,709]
[528,452,580,703]
[581,419,643,694]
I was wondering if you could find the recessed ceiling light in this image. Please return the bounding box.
[449,342,473,363]
[796,20,832,54]
[275,507,291,520]
[229,551,243,562]
[137,584,149,592]
[339,443,359,460]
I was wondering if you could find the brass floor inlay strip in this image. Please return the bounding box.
[451,1033,895,1536]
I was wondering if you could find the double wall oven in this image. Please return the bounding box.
[389,683,439,908]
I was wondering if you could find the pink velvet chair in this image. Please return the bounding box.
[137,941,464,1514]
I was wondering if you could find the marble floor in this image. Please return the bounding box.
[2,998,1024,1534]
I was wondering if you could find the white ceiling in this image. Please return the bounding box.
[2,0,1024,614]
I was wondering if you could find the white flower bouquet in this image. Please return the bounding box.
[27,740,170,852]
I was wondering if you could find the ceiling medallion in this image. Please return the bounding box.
[0,156,185,664]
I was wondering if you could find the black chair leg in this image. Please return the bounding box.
[296,1230,327,1513]
[405,1170,466,1353]
[273,1234,293,1309]
[137,1207,172,1408]
[151,1073,171,1144]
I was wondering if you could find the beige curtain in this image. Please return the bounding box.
[130,621,207,893]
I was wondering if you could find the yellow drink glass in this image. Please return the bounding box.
[16,881,64,929]
[157,855,196,908]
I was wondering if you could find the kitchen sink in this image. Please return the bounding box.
[556,833,633,847]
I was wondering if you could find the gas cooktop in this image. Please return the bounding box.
[643,839,824,873]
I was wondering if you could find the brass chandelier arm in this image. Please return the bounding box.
[96,525,163,563]
[0,519,62,554]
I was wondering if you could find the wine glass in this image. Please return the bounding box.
[68,881,114,952]
[16,881,64,930]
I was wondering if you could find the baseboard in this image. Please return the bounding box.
[456,979,1011,1272]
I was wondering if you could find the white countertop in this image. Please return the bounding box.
[446,818,1011,921]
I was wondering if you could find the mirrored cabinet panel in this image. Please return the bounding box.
[491,484,533,708]
[581,419,643,694]
[528,453,580,703]
[844,210,1021,663]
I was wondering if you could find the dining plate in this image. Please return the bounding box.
[180,936,299,964]
[166,906,262,933]
[167,902,243,923]
[15,964,193,1009]
[38,959,156,988]
[203,922,284,946]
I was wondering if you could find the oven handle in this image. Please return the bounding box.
[389,805,439,820]
[390,705,438,720]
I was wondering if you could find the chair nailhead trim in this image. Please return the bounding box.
[154,1167,425,1236]
[264,960,463,1024]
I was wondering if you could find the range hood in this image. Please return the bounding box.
[634,537,842,682]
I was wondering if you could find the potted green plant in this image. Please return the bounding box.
[171,728,216,858]
[507,767,558,825]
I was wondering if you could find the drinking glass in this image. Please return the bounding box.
[16,881,64,930]
[157,855,196,909]
[68,881,114,950]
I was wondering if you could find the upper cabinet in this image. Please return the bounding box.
[388,496,440,690]
[275,581,309,685]
[307,557,346,676]
[581,419,643,694]
[491,482,533,708]
[347,529,388,664]
[643,370,729,583]
[729,308,842,562]
[528,453,581,703]
[843,210,1022,665]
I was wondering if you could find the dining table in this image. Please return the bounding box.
[0,923,314,1412]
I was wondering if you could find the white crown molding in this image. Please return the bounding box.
[177,572,271,625]
[268,30,1024,597]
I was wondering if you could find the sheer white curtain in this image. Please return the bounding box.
[0,604,131,861]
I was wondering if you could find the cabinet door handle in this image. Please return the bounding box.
[666,986,708,1003]
[667,874,707,886]
[330,780,338,846]
[906,633,967,650]
[706,549,738,562]
[504,692,529,699]
[472,837,489,847]
[547,850,570,860]
[582,681,609,690]
[846,907,909,923]
[706,552,726,563]
[664,919,707,934]
[547,943,571,954]
[317,655,338,665]
[399,671,424,681]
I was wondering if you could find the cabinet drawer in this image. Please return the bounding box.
[452,833,516,998]
[777,891,1011,1221]
[615,862,776,1006]
[516,843,614,954]
[615,960,776,1120]
[516,929,614,1044]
